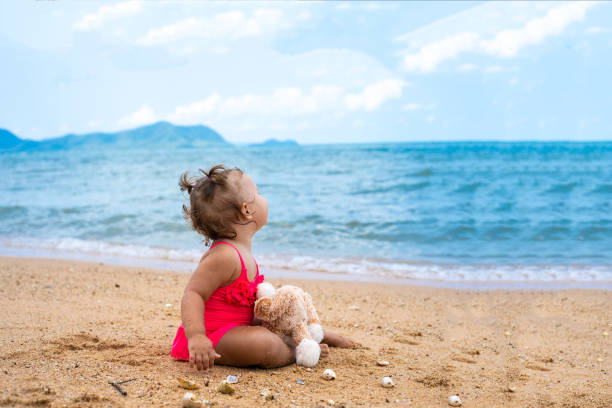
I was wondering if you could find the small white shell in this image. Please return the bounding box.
[182,392,203,408]
[226,375,239,384]
[322,368,336,380]
[261,389,274,400]
[217,380,235,395]
[381,377,395,388]
[448,395,462,406]
[376,359,390,366]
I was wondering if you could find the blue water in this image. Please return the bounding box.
[1,142,611,282]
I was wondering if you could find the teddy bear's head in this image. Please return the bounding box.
[256,282,276,299]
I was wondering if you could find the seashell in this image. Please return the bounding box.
[182,392,203,408]
[376,359,390,366]
[504,331,511,336]
[178,378,200,390]
[381,377,395,388]
[327,400,335,405]
[165,303,173,308]
[505,385,516,393]
[349,305,359,310]
[604,331,609,336]
[448,395,462,406]
[322,368,336,380]
[217,380,235,395]
[597,357,603,362]
[261,389,274,400]
[226,375,239,384]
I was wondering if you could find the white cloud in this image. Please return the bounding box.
[402,103,436,111]
[344,79,406,112]
[118,104,157,128]
[483,65,504,73]
[585,26,610,34]
[73,1,143,31]
[480,2,593,57]
[168,94,220,124]
[458,63,478,71]
[401,32,480,72]
[397,1,597,72]
[137,9,288,46]
[166,79,404,124]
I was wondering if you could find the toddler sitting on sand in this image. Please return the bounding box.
[170,165,353,371]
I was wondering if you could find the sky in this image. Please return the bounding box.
[1,1,611,144]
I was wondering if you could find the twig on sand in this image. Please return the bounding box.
[108,378,136,396]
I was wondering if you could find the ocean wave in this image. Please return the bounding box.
[2,237,609,282]
[351,181,430,195]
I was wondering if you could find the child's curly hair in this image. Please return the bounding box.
[179,164,248,245]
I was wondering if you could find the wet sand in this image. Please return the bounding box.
[0,256,610,407]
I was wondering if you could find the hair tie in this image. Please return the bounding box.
[191,184,196,188]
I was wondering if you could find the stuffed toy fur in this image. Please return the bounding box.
[254,283,324,367]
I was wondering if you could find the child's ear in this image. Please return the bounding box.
[241,202,253,218]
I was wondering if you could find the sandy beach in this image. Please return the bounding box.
[0,256,610,407]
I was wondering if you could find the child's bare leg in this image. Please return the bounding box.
[215,326,294,368]
[322,329,355,348]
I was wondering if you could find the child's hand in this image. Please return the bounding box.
[188,334,221,371]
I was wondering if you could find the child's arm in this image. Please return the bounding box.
[181,245,238,370]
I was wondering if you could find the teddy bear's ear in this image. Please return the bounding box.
[254,297,273,319]
[257,282,276,299]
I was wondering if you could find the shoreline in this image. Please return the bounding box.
[1,247,610,291]
[0,256,610,407]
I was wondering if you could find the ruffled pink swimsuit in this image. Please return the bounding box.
[170,241,264,361]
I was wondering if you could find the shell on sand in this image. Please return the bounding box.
[182,392,203,408]
[217,380,235,395]
[178,378,200,390]
[448,395,462,406]
[381,377,395,388]
[261,389,274,400]
[376,359,390,366]
[322,368,336,380]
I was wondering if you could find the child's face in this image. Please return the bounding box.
[234,172,268,230]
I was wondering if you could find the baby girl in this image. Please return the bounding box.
[170,164,353,371]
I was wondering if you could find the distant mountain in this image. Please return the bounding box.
[0,128,24,149]
[0,121,228,151]
[249,138,299,147]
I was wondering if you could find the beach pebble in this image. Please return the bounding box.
[349,305,359,310]
[165,303,173,308]
[226,375,239,384]
[504,331,512,336]
[178,378,200,390]
[182,392,205,408]
[376,359,390,366]
[322,369,336,380]
[261,389,274,400]
[448,395,462,406]
[505,385,517,393]
[381,377,395,388]
[217,380,235,395]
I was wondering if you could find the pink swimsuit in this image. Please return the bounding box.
[170,241,264,361]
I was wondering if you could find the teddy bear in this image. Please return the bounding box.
[254,282,324,367]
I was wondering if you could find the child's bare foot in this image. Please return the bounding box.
[319,343,329,358]
[322,330,356,348]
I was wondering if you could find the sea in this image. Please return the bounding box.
[1,142,611,287]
